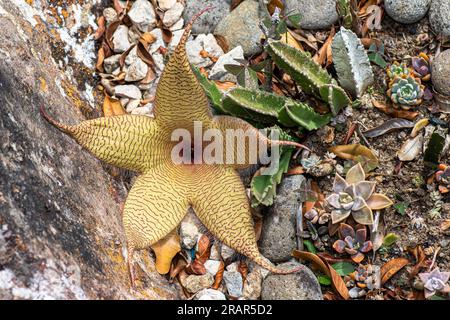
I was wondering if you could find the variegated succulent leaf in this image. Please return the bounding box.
[331,27,374,98]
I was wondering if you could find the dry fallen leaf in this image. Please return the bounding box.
[94,16,106,40]
[212,261,225,289]
[313,27,335,66]
[96,47,105,72]
[281,31,303,51]
[411,118,429,137]
[103,94,126,117]
[397,134,423,161]
[372,99,419,120]
[267,0,284,15]
[440,219,450,231]
[293,250,349,300]
[380,257,409,285]
[150,231,181,275]
[329,144,379,171]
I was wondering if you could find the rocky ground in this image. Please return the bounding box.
[0,0,449,300]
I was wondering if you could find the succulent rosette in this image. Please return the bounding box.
[388,75,425,108]
[333,223,372,263]
[412,53,431,82]
[387,61,411,79]
[326,163,393,225]
[419,268,450,299]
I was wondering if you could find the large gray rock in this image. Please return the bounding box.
[429,0,450,37]
[214,0,264,56]
[258,175,305,262]
[184,0,231,34]
[0,0,180,300]
[261,262,323,300]
[432,50,450,96]
[385,0,431,24]
[285,0,338,30]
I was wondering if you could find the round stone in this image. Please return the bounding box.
[284,0,339,30]
[384,0,431,24]
[429,0,450,37]
[432,49,450,96]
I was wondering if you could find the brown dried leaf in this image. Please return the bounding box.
[365,5,383,31]
[293,250,349,300]
[380,257,409,285]
[169,255,187,281]
[185,259,206,275]
[96,47,105,72]
[289,31,318,51]
[162,28,173,44]
[372,99,419,120]
[313,27,335,66]
[113,0,124,14]
[94,16,106,40]
[212,261,225,289]
[137,41,156,66]
[317,252,354,264]
[440,219,450,231]
[195,234,211,264]
[329,144,379,171]
[105,20,121,50]
[231,0,245,10]
[407,246,428,279]
[103,95,126,117]
[215,35,229,53]
[150,231,181,275]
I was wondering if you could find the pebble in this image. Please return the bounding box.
[384,0,431,24]
[179,221,199,249]
[209,243,221,260]
[115,85,142,100]
[223,271,243,297]
[261,262,323,300]
[183,274,214,294]
[259,175,305,262]
[194,288,227,300]
[186,34,224,68]
[128,0,157,32]
[220,244,236,261]
[204,260,221,276]
[125,99,141,113]
[284,0,339,29]
[112,25,131,53]
[103,54,121,74]
[429,0,450,37]
[163,2,184,27]
[242,270,263,300]
[103,7,118,26]
[183,0,231,34]
[131,104,154,117]
[125,58,148,82]
[214,0,264,56]
[209,46,245,81]
[157,0,177,11]
[170,18,184,31]
[432,50,450,96]
[225,261,239,272]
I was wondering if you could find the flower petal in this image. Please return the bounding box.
[340,223,355,239]
[355,228,367,244]
[345,247,358,255]
[351,252,365,263]
[333,174,348,193]
[326,194,341,209]
[352,205,374,225]
[354,181,376,200]
[360,241,373,253]
[366,193,393,210]
[331,209,351,224]
[333,240,347,253]
[346,163,365,184]
[352,196,367,211]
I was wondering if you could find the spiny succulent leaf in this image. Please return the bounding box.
[284,100,331,130]
[331,27,374,98]
[267,39,332,97]
[318,84,351,115]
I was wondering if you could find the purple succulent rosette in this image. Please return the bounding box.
[326,163,393,225]
[333,223,373,263]
[419,268,450,298]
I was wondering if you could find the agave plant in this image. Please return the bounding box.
[418,268,450,299]
[412,53,431,82]
[333,223,373,263]
[388,75,425,108]
[387,61,411,79]
[326,163,393,225]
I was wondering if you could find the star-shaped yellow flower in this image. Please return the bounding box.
[42,10,305,285]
